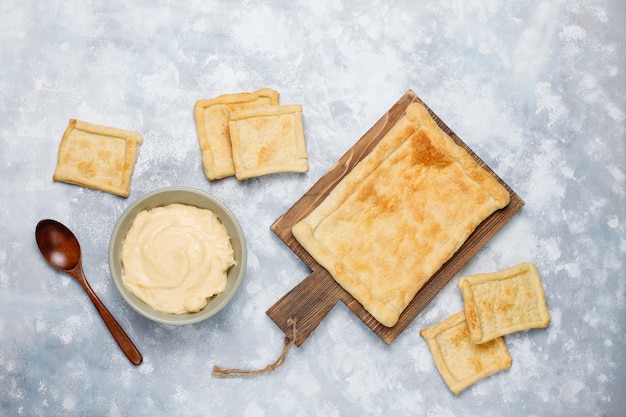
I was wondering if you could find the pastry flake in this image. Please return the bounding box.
[420,311,512,395]
[228,104,308,180]
[52,119,143,197]
[459,262,551,344]
[193,88,280,180]
[292,102,510,327]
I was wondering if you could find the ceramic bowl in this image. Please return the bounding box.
[109,186,247,325]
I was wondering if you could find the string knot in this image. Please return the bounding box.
[212,318,298,378]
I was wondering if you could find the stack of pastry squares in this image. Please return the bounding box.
[194,88,308,180]
[53,119,143,197]
[420,262,550,395]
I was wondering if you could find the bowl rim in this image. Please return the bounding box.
[108,186,247,325]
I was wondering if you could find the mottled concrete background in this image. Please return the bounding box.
[1,1,624,416]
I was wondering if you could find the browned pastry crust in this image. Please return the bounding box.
[193,88,279,180]
[292,102,510,327]
[228,104,308,180]
[459,262,551,344]
[420,311,513,395]
[53,119,143,197]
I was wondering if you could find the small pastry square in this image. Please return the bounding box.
[420,311,512,395]
[228,104,309,180]
[459,262,551,344]
[53,119,143,197]
[193,88,280,180]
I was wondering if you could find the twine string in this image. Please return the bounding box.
[212,318,298,378]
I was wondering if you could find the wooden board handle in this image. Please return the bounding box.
[266,270,348,346]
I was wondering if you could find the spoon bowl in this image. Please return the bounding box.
[36,219,81,270]
[35,219,143,366]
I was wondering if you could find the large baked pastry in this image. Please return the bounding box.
[420,311,512,395]
[292,102,510,327]
[228,104,308,180]
[458,262,550,344]
[194,88,279,180]
[53,119,143,197]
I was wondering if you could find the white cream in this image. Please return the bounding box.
[121,203,235,314]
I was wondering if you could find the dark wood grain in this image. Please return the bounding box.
[36,219,143,365]
[267,90,524,346]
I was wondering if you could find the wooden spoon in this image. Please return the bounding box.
[35,219,143,365]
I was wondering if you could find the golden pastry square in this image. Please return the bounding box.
[193,88,280,180]
[53,119,143,197]
[228,104,308,180]
[459,262,551,344]
[292,102,510,327]
[420,311,512,395]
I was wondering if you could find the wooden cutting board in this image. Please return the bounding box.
[267,90,524,346]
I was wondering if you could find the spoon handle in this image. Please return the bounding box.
[73,268,143,365]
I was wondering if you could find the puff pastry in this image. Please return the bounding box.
[193,88,279,180]
[459,262,550,344]
[53,119,143,197]
[292,102,510,327]
[420,311,512,395]
[228,104,308,180]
